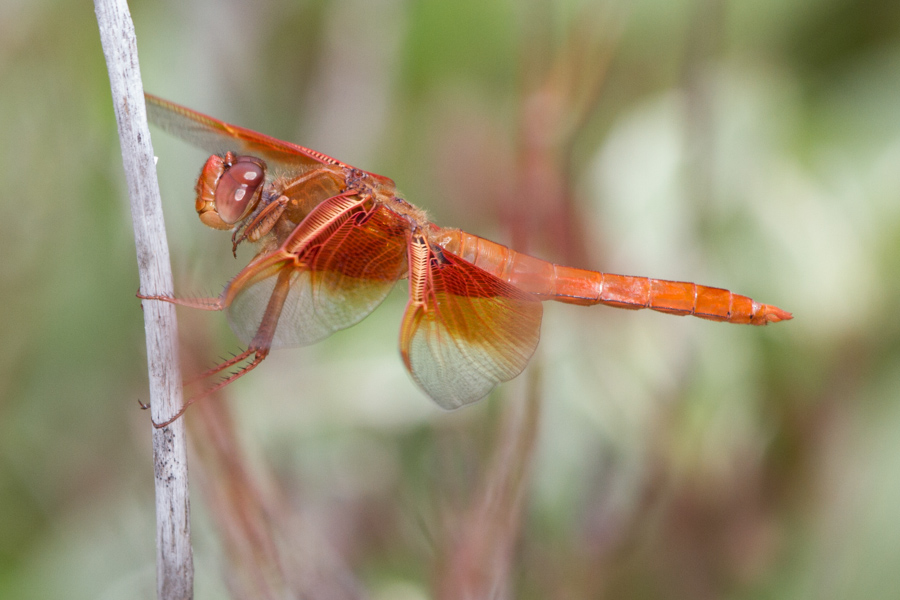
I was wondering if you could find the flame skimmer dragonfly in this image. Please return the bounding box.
[140,93,791,426]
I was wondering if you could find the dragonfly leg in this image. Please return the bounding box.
[137,290,226,311]
[150,346,270,429]
[150,265,294,427]
[231,194,289,255]
[185,347,260,385]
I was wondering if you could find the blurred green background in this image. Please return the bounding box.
[2,0,899,598]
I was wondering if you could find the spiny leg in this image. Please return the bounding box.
[185,347,260,385]
[148,266,294,427]
[150,346,270,428]
[137,290,226,311]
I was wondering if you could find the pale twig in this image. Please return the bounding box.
[94,0,194,598]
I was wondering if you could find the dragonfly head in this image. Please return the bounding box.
[195,152,267,230]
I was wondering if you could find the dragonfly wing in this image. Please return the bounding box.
[145,93,346,173]
[400,241,543,409]
[226,202,408,348]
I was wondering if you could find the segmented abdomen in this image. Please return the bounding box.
[436,229,791,325]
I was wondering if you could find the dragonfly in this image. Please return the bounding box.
[140,93,792,427]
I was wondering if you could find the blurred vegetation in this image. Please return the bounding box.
[1,0,899,598]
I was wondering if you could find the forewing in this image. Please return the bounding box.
[145,93,347,173]
[227,205,408,348]
[400,249,543,409]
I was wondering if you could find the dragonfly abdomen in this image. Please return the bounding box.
[438,230,791,325]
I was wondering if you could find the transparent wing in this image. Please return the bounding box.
[145,93,348,173]
[400,248,543,409]
[225,203,408,348]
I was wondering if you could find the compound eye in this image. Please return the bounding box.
[214,156,266,224]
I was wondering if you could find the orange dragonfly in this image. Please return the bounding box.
[140,93,791,426]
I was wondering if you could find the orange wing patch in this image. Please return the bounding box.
[400,237,543,409]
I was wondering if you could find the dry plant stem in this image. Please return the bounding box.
[94,0,194,598]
